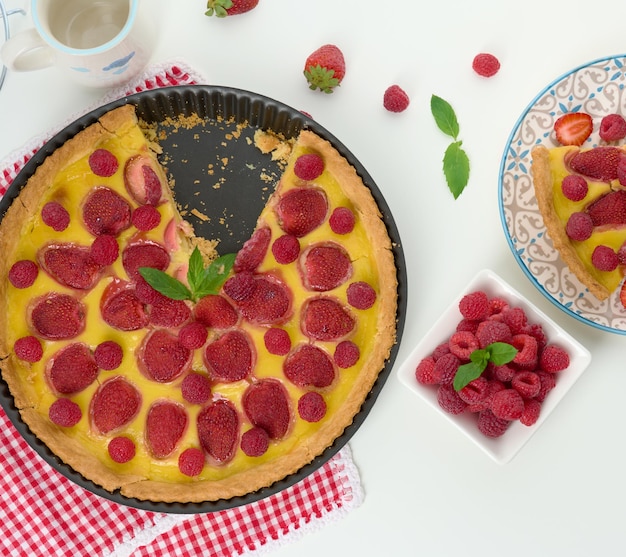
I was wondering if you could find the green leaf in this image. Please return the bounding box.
[443,141,470,199]
[138,267,192,301]
[192,253,236,300]
[470,348,490,366]
[430,94,460,139]
[486,342,518,366]
[453,360,487,391]
[187,247,206,294]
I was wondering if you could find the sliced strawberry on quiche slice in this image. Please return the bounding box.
[531,143,626,301]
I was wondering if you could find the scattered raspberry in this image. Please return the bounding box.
[511,333,538,368]
[178,447,205,477]
[458,291,490,320]
[178,321,208,350]
[472,53,500,77]
[415,356,438,385]
[346,281,377,309]
[240,427,270,457]
[561,174,588,201]
[492,364,515,382]
[511,370,541,398]
[88,148,119,177]
[329,207,356,234]
[432,342,451,360]
[181,372,212,404]
[132,205,161,231]
[108,436,136,463]
[271,234,300,264]
[383,85,410,112]
[501,307,528,335]
[591,244,619,271]
[565,211,592,241]
[525,322,547,352]
[437,384,467,414]
[475,320,512,348]
[457,376,489,405]
[294,153,325,180]
[520,398,541,427]
[41,201,70,231]
[8,260,38,289]
[263,327,291,356]
[599,114,626,142]
[14,335,43,362]
[298,391,327,422]
[334,340,360,368]
[477,409,510,438]
[94,340,123,370]
[49,398,82,427]
[491,388,524,420]
[448,331,479,360]
[488,297,509,318]
[433,353,460,386]
[90,234,119,265]
[539,344,570,372]
[456,318,479,334]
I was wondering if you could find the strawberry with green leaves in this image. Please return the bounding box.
[205,0,259,17]
[303,44,346,94]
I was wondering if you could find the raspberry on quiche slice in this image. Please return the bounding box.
[0,105,398,504]
[531,144,626,301]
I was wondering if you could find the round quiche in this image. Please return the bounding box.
[0,103,398,503]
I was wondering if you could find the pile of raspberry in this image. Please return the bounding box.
[414,290,571,438]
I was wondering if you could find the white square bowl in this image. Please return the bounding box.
[396,268,592,464]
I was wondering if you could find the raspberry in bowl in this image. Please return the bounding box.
[397,269,591,464]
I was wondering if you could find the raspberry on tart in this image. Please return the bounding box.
[0,105,397,504]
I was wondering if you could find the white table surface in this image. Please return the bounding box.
[2,1,626,556]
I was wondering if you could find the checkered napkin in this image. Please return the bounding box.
[0,60,364,557]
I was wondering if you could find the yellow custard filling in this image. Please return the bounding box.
[4,120,385,487]
[548,146,626,292]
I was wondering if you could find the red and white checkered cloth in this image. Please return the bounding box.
[0,61,363,557]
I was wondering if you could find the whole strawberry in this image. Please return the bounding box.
[303,44,345,94]
[205,0,259,17]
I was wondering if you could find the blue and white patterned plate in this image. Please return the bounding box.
[499,54,626,334]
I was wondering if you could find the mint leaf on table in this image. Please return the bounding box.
[139,248,236,303]
[430,94,460,139]
[443,141,470,199]
[430,94,471,199]
[453,342,518,391]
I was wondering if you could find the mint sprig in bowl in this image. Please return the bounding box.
[396,269,592,464]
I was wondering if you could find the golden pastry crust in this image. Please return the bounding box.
[0,106,398,504]
[531,145,611,300]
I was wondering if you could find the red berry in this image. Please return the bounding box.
[458,291,490,320]
[383,85,410,112]
[437,384,467,414]
[178,321,208,350]
[94,340,123,370]
[333,340,360,368]
[108,436,136,463]
[132,205,161,231]
[41,201,70,231]
[448,331,479,360]
[240,426,269,457]
[477,409,510,438]
[181,372,212,404]
[346,281,377,309]
[329,207,355,234]
[8,260,38,288]
[90,234,119,265]
[298,391,327,422]
[554,113,593,146]
[511,333,538,368]
[14,335,43,362]
[415,356,437,385]
[536,370,556,401]
[520,398,541,427]
[491,388,524,420]
[539,344,570,372]
[178,447,205,476]
[294,153,325,180]
[561,175,588,201]
[433,353,460,386]
[89,149,119,177]
[271,234,300,264]
[263,327,291,356]
[599,114,626,142]
[49,398,82,427]
[457,376,490,405]
[472,53,500,77]
[475,320,512,348]
[591,245,619,271]
[511,371,541,398]
[565,212,593,241]
[304,44,346,93]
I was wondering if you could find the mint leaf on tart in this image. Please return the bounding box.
[139,247,235,302]
[453,342,518,391]
[430,94,471,199]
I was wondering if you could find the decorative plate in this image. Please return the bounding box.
[499,53,626,334]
